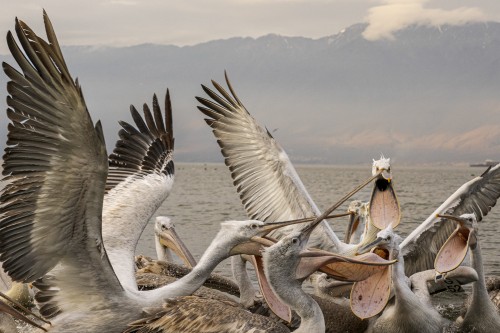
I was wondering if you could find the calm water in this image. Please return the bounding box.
[136,163,500,277]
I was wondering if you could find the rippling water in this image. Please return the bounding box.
[136,163,500,277]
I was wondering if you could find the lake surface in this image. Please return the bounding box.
[136,163,500,278]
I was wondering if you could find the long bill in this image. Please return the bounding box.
[434,214,474,275]
[158,226,197,268]
[302,170,383,235]
[344,212,359,243]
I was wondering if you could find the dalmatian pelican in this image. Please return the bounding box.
[435,213,500,332]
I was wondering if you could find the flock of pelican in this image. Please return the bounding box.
[0,11,500,333]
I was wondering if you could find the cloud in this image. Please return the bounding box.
[363,0,487,41]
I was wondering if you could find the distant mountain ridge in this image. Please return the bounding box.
[1,22,499,164]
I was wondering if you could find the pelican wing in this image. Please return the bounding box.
[102,92,175,291]
[124,296,289,333]
[106,90,174,193]
[0,10,122,301]
[197,73,321,226]
[401,164,500,276]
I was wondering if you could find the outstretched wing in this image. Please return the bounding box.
[401,164,500,276]
[106,91,174,193]
[197,73,338,247]
[0,11,122,307]
[102,91,175,290]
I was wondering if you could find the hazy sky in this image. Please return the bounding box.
[2,0,500,54]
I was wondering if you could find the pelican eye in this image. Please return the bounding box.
[250,223,258,229]
[291,237,299,244]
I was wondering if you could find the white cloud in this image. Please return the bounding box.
[363,0,487,41]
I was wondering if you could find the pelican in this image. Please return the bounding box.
[401,164,500,277]
[344,200,368,244]
[353,226,449,332]
[0,12,313,332]
[435,213,500,332]
[262,214,395,333]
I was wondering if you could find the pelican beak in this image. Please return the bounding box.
[369,170,400,229]
[348,234,394,320]
[158,227,197,268]
[434,214,475,275]
[296,249,395,282]
[0,292,50,331]
[229,236,276,256]
[350,265,392,319]
[258,212,352,236]
[344,212,359,243]
[250,255,292,323]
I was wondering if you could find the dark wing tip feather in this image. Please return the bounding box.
[33,275,63,319]
[106,91,175,192]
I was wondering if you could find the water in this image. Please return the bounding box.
[136,162,500,277]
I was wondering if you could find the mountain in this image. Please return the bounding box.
[1,22,500,164]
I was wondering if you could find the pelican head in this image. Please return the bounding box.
[154,216,196,267]
[372,155,391,180]
[154,216,174,235]
[434,213,478,275]
[345,200,369,243]
[357,226,402,259]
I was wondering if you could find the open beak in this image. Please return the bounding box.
[0,291,50,331]
[158,227,197,268]
[350,240,394,319]
[296,249,395,282]
[369,169,400,229]
[434,214,475,275]
[251,255,292,323]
